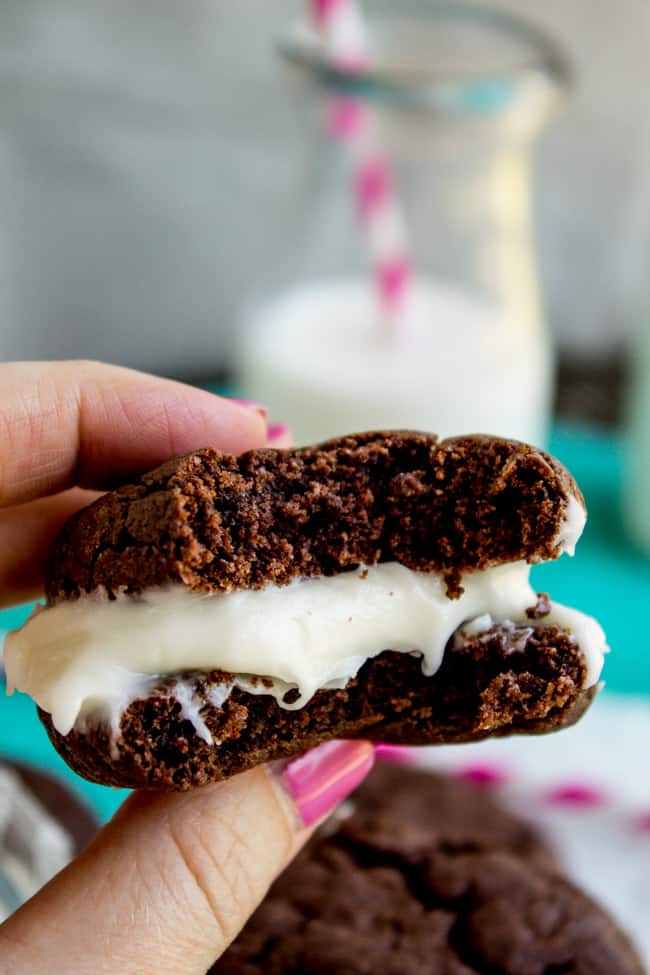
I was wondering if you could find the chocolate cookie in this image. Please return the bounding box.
[213,764,643,975]
[321,760,556,868]
[5,432,608,790]
[44,431,581,599]
[39,619,595,791]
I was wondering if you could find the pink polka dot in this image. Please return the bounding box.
[544,783,608,807]
[634,811,650,834]
[456,763,510,788]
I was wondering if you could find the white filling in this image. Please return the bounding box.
[4,558,607,741]
[554,493,587,557]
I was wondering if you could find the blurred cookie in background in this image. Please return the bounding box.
[0,759,97,921]
[213,761,645,975]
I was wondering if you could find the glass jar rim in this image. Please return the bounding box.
[279,1,572,120]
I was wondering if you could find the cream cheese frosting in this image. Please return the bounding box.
[553,494,586,557]
[4,558,607,739]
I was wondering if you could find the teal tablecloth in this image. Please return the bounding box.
[1,424,649,823]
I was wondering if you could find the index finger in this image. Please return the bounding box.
[0,361,267,508]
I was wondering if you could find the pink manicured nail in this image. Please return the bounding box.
[373,744,414,764]
[230,398,268,419]
[266,423,294,448]
[282,741,375,827]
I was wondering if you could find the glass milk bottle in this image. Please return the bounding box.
[238,1,570,447]
[625,318,650,554]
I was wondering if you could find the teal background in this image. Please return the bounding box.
[1,423,649,824]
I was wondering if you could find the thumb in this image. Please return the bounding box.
[0,741,374,975]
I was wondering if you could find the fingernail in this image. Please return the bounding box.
[230,398,268,420]
[282,741,374,827]
[266,422,294,447]
[373,743,415,764]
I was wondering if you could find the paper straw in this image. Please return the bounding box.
[310,0,415,329]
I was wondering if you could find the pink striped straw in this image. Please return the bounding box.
[310,0,415,330]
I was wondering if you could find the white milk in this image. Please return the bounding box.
[239,278,552,446]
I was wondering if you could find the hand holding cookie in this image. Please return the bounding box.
[0,361,375,975]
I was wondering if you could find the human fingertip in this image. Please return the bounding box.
[229,398,269,420]
[280,740,375,827]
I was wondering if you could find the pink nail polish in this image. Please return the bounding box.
[373,743,414,764]
[230,398,268,419]
[266,422,294,447]
[283,741,374,827]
